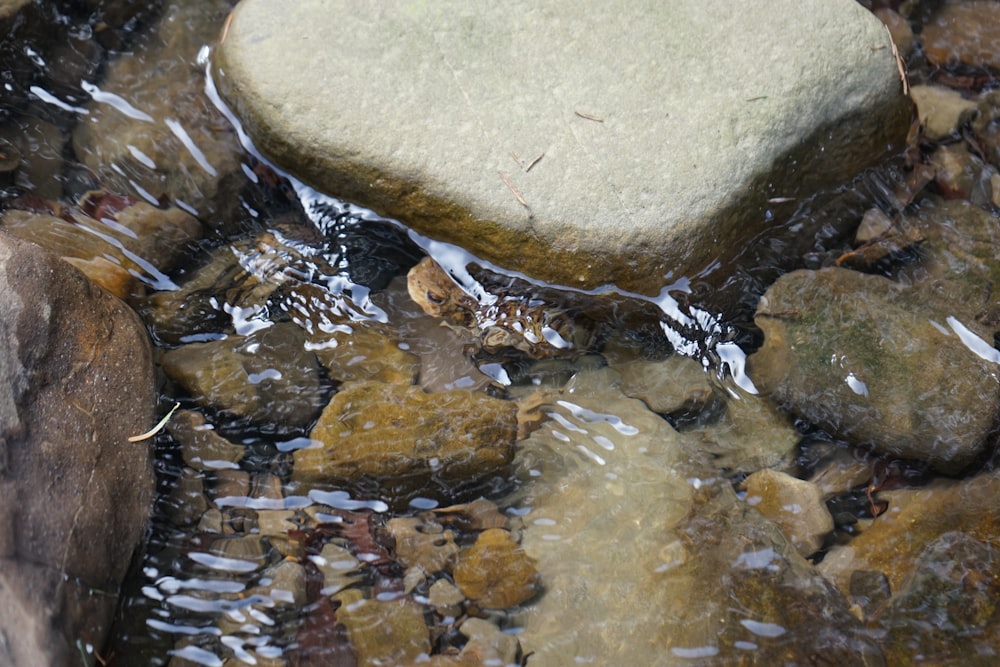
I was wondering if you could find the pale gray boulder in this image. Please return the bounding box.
[213,0,910,295]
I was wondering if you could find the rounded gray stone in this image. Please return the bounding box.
[214,0,910,294]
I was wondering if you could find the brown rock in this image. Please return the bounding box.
[453,528,539,609]
[387,516,459,574]
[1,201,202,297]
[294,381,517,496]
[336,590,431,667]
[921,2,1000,70]
[160,322,328,430]
[0,232,155,665]
[819,471,1000,597]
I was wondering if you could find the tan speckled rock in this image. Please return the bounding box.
[454,528,539,609]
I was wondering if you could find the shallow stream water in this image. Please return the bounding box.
[3,1,1000,665]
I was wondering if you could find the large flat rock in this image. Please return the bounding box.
[214,0,910,294]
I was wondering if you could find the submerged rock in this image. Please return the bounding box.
[0,233,155,665]
[1,198,201,298]
[453,528,539,609]
[818,471,1000,598]
[742,469,835,558]
[909,85,977,142]
[920,2,1000,71]
[749,266,1000,473]
[215,0,908,294]
[335,590,430,667]
[167,409,245,471]
[509,369,880,664]
[160,322,328,430]
[72,0,245,226]
[876,531,1000,664]
[387,516,459,575]
[293,381,517,501]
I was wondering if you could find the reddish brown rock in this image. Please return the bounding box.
[0,232,156,665]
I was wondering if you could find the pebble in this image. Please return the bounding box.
[453,528,539,609]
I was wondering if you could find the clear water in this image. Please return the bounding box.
[2,2,997,666]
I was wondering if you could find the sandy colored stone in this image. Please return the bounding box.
[336,591,430,667]
[743,469,834,557]
[909,85,977,142]
[454,529,539,609]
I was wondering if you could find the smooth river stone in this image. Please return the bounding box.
[213,0,910,295]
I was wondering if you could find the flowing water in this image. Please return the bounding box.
[3,1,1000,665]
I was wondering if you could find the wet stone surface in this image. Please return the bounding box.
[5,1,1000,665]
[214,0,910,295]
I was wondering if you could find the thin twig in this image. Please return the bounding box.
[524,152,545,172]
[510,150,522,168]
[128,402,181,442]
[498,170,528,207]
[220,11,234,45]
[886,24,909,95]
[574,110,604,122]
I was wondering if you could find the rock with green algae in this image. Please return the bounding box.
[749,265,1000,473]
[293,381,517,496]
[453,528,539,609]
[160,322,328,430]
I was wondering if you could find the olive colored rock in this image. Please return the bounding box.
[454,529,539,609]
[167,409,245,471]
[215,0,909,294]
[876,531,1000,664]
[160,322,328,430]
[306,318,420,386]
[749,266,1000,473]
[294,382,517,496]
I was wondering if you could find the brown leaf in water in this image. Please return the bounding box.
[515,390,553,440]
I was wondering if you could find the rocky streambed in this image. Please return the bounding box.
[2,1,1000,666]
